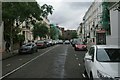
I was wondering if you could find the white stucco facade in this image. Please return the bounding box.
[77,25,81,38]
[83,0,120,46]
[0,22,4,54]
[15,20,34,43]
[107,2,120,45]
[77,23,85,41]
[83,0,103,44]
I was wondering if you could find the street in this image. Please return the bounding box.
[1,1,120,80]
[2,44,86,79]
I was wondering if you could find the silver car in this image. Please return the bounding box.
[19,43,38,54]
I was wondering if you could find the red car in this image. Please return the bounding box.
[36,41,47,49]
[74,42,87,51]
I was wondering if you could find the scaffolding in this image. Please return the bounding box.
[101,2,111,35]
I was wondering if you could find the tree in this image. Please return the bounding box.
[71,31,78,39]
[2,2,53,49]
[32,23,49,39]
[59,35,64,40]
[41,4,54,17]
[49,27,57,40]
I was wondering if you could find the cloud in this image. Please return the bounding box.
[36,0,93,30]
[48,2,92,30]
[67,2,92,9]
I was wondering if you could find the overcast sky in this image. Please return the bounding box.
[36,0,94,30]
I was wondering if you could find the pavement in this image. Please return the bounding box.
[2,50,18,60]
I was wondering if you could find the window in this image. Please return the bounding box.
[97,48,120,62]
[23,31,25,35]
[88,47,95,61]
[89,47,94,56]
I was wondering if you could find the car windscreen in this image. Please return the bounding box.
[25,44,32,46]
[65,40,69,42]
[37,41,44,44]
[97,48,120,62]
[76,41,84,45]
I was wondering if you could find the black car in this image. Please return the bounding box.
[19,43,38,54]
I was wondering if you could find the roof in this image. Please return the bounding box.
[93,45,120,49]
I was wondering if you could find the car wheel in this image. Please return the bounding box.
[19,52,22,55]
[36,49,38,52]
[30,49,33,54]
[90,72,93,80]
[74,48,77,51]
[84,69,87,77]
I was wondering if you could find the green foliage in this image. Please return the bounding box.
[59,35,64,40]
[41,4,54,17]
[101,2,111,35]
[18,34,25,41]
[32,23,49,39]
[50,27,57,40]
[2,2,53,43]
[13,34,25,43]
[71,31,78,39]
[2,2,42,23]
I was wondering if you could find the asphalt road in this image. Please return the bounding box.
[2,44,87,79]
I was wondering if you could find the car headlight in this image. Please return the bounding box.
[97,70,114,80]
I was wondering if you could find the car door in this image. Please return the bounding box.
[32,44,35,52]
[85,47,95,77]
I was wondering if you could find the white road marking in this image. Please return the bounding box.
[78,63,81,66]
[61,46,68,78]
[19,59,22,61]
[82,74,86,78]
[76,58,79,60]
[6,64,11,67]
[0,45,59,79]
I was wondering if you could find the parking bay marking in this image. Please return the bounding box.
[6,64,11,67]
[1,45,59,79]
[75,54,77,56]
[76,58,79,60]
[82,74,86,78]
[19,59,22,61]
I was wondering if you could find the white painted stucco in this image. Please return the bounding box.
[107,4,119,45]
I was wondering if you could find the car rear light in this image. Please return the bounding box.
[75,45,78,47]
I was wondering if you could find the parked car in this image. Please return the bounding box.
[71,39,77,47]
[52,40,57,45]
[84,45,120,80]
[64,40,70,44]
[19,43,38,54]
[44,41,51,47]
[36,41,47,49]
[74,42,87,51]
[44,39,53,46]
[58,40,63,44]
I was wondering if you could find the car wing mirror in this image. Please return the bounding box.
[32,44,34,47]
[85,56,93,61]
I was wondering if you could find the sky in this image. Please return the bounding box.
[36,0,94,30]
